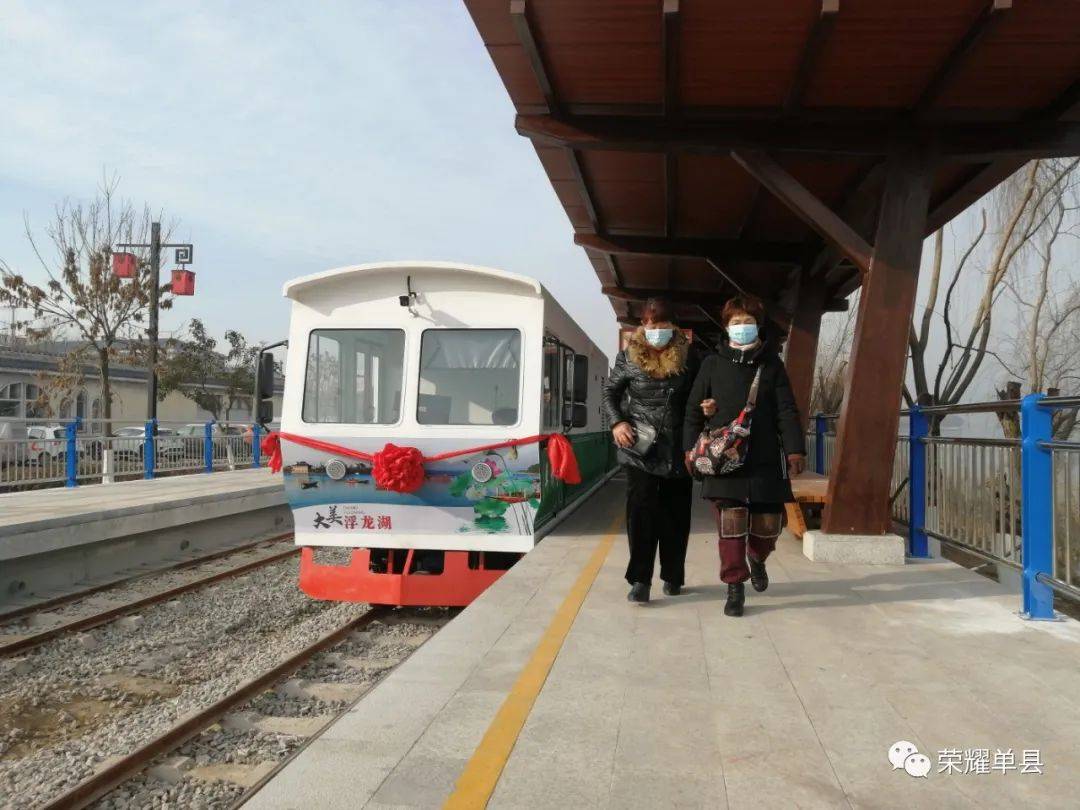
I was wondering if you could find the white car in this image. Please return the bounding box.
[111,426,184,459]
[27,425,68,463]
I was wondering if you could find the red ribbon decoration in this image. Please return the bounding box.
[261,431,581,492]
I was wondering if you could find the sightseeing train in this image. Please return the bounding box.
[262,261,615,607]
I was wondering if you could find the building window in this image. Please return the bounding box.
[0,382,19,417]
[24,384,47,419]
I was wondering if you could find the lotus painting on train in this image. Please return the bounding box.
[267,262,614,607]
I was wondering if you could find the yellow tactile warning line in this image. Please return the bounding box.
[443,513,621,809]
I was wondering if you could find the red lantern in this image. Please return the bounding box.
[112,252,137,278]
[171,268,196,295]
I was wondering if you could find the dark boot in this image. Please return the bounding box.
[748,557,768,592]
[724,582,745,617]
[662,581,682,596]
[628,582,650,604]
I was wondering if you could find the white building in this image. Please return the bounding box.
[0,336,282,428]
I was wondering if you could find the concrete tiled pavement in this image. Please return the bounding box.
[246,476,1080,809]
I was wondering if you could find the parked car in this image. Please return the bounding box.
[0,419,28,470]
[110,426,184,460]
[174,423,247,458]
[27,424,66,464]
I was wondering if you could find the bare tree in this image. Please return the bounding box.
[809,293,857,417]
[998,197,1080,439]
[905,158,1080,432]
[0,175,173,429]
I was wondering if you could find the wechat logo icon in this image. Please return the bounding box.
[889,740,930,778]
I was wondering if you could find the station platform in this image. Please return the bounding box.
[1,469,288,605]
[246,476,1080,809]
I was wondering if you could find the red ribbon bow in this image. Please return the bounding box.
[261,431,581,493]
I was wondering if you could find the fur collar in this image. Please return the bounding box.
[626,327,689,378]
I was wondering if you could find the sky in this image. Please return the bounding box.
[2,1,1074,420]
[0,0,616,358]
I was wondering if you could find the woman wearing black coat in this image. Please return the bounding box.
[683,295,805,617]
[602,297,700,604]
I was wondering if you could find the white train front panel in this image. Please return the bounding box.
[280,263,547,554]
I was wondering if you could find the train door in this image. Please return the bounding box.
[538,337,566,522]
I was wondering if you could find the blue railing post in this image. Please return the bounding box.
[908,406,930,558]
[1020,394,1055,620]
[814,413,826,475]
[65,420,79,488]
[204,421,214,473]
[144,419,156,480]
[252,424,262,468]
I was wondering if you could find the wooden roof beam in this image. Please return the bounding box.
[510,1,557,113]
[510,0,623,288]
[926,160,1023,233]
[731,150,873,275]
[1041,79,1080,121]
[926,76,1080,233]
[602,283,848,312]
[784,0,840,115]
[515,114,1080,161]
[663,0,680,117]
[575,232,806,264]
[912,0,1012,117]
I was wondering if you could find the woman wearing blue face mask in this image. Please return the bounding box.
[601,297,702,604]
[682,295,805,617]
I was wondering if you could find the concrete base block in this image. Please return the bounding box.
[803,530,906,565]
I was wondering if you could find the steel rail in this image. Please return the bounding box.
[41,607,388,810]
[0,546,299,657]
[1039,440,1080,451]
[920,436,1019,447]
[1035,572,1080,604]
[925,528,1022,570]
[0,533,294,624]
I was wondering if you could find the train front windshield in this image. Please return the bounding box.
[303,329,405,424]
[417,329,521,426]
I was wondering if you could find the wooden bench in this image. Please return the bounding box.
[786,471,828,539]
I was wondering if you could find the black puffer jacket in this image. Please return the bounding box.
[682,342,804,503]
[601,328,697,478]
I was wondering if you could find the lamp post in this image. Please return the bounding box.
[113,223,194,426]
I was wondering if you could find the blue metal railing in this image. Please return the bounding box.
[812,397,1080,620]
[0,419,275,493]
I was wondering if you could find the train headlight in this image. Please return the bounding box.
[470,461,493,483]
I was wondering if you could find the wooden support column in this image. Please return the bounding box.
[785,279,826,432]
[822,149,934,535]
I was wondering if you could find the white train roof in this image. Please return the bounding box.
[282,261,543,300]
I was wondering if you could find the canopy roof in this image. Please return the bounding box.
[464,0,1080,336]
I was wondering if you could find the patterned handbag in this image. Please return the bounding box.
[688,366,763,478]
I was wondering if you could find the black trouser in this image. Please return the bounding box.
[624,465,694,587]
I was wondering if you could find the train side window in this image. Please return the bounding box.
[542,339,561,430]
[302,329,405,424]
[417,329,521,426]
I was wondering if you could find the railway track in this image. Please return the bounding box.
[40,607,389,809]
[35,606,449,810]
[0,534,295,625]
[0,539,299,657]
